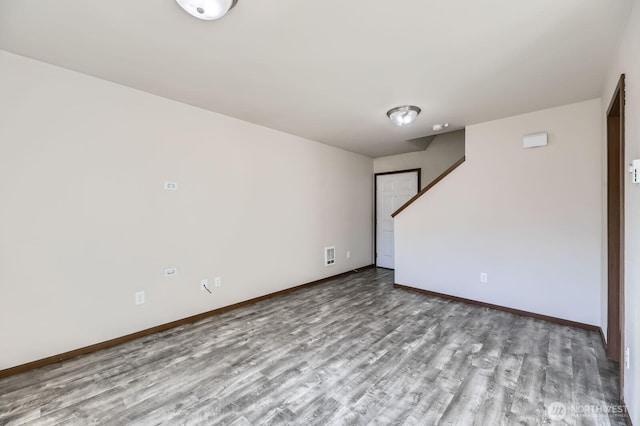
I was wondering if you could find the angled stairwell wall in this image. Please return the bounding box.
[374,130,466,189]
[394,99,603,326]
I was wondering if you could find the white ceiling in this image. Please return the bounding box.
[0,0,633,157]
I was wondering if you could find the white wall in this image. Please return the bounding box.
[0,51,373,370]
[602,0,640,421]
[374,130,465,188]
[395,99,602,326]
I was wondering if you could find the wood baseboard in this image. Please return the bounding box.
[598,327,608,353]
[394,283,600,332]
[0,265,374,379]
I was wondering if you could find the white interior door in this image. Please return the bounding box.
[376,171,419,269]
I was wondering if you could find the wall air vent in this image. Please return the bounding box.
[324,246,336,266]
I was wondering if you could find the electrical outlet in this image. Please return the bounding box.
[164,181,178,190]
[164,267,178,277]
[347,250,351,259]
[135,291,145,305]
[480,273,488,283]
[625,347,630,370]
[214,276,222,287]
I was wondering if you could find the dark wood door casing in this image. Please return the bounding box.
[605,74,625,401]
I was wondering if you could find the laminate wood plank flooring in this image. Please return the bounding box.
[0,268,624,425]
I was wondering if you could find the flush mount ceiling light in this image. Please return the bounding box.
[432,123,449,131]
[387,105,421,127]
[175,0,238,20]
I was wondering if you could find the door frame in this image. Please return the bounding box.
[374,169,421,269]
[606,74,625,400]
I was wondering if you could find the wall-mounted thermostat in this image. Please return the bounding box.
[523,132,548,149]
[631,160,640,184]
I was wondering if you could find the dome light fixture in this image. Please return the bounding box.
[175,0,238,20]
[387,105,421,127]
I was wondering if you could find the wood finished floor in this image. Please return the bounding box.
[0,268,624,426]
